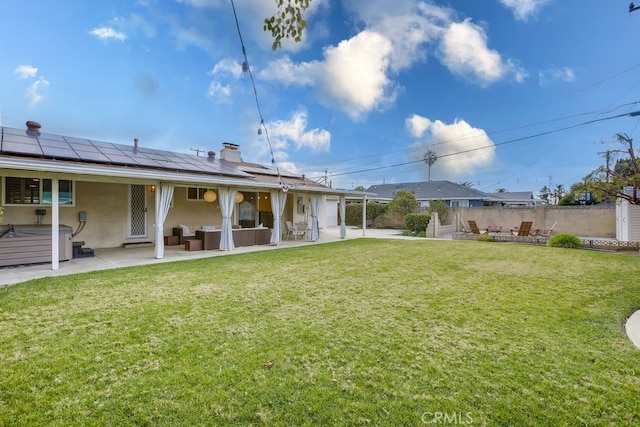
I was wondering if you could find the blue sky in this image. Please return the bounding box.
[2,0,640,194]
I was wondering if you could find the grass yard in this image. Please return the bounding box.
[1,238,640,426]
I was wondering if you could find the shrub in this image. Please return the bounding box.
[405,213,431,234]
[387,189,418,216]
[427,199,449,224]
[475,233,495,242]
[547,233,582,249]
[345,202,388,227]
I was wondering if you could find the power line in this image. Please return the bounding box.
[305,101,640,178]
[230,0,284,186]
[316,110,640,180]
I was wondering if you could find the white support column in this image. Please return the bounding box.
[362,195,367,236]
[51,177,59,270]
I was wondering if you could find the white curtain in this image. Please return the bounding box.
[154,183,175,258]
[219,187,236,251]
[270,190,287,245]
[310,194,320,241]
[339,194,346,239]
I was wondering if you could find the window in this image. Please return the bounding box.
[3,177,74,205]
[450,200,469,208]
[186,187,214,201]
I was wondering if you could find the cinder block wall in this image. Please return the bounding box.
[451,206,615,238]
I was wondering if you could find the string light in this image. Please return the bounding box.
[230,0,289,190]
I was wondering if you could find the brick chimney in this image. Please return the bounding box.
[220,142,242,163]
[207,151,216,162]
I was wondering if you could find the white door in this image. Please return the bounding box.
[325,197,339,227]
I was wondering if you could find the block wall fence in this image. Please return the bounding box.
[450,205,616,238]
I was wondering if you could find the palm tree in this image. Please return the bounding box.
[459,181,473,188]
[423,150,438,181]
[495,188,507,193]
[553,184,565,205]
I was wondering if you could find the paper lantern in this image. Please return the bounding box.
[203,190,217,203]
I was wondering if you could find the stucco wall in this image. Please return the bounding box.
[452,206,616,238]
[1,180,334,249]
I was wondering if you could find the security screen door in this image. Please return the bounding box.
[129,184,147,238]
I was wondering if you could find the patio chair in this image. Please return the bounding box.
[486,219,502,233]
[467,220,488,234]
[533,221,558,237]
[285,221,295,240]
[510,221,533,237]
[285,221,305,240]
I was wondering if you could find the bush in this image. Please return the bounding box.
[547,233,582,249]
[405,213,431,234]
[345,202,388,227]
[387,189,418,216]
[475,233,495,242]
[427,199,449,224]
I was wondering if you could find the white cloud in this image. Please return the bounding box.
[406,114,432,138]
[26,76,49,106]
[319,31,396,121]
[260,31,397,121]
[260,2,525,121]
[89,27,128,41]
[498,0,550,21]
[209,58,243,78]
[205,81,232,102]
[14,65,38,79]
[258,57,316,86]
[408,115,497,181]
[268,110,331,153]
[438,19,523,87]
[538,67,576,86]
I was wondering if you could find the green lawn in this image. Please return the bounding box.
[1,239,639,426]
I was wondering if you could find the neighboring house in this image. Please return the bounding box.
[488,191,538,207]
[0,121,361,269]
[365,181,539,208]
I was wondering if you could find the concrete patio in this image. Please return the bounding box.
[0,227,427,287]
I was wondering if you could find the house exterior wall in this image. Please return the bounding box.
[2,174,338,249]
[452,205,616,238]
[1,181,130,249]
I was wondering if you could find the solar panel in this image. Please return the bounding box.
[0,126,253,179]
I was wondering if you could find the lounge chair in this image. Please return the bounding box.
[486,219,502,233]
[533,221,558,237]
[510,221,533,237]
[467,220,488,234]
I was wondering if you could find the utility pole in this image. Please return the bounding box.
[597,150,612,182]
[190,148,204,157]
